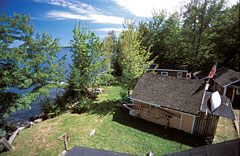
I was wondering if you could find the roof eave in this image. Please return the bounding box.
[130,97,199,116]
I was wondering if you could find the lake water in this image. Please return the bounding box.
[6,48,72,123]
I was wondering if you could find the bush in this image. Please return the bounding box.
[0,128,6,138]
[72,98,94,114]
[41,101,61,119]
[120,88,128,99]
[41,95,68,119]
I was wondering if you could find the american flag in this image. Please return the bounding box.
[208,62,217,78]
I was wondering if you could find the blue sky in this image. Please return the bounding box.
[0,0,238,46]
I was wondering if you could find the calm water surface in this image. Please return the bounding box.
[6,48,72,122]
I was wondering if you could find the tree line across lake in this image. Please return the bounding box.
[0,0,239,126]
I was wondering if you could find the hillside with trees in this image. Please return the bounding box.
[0,0,239,155]
[1,0,239,121]
[0,12,66,119]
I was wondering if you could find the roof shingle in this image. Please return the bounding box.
[213,67,240,87]
[131,73,205,115]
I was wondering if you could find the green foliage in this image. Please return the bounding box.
[103,30,120,78]
[0,12,33,118]
[137,0,239,71]
[0,12,66,118]
[68,22,113,111]
[0,128,6,138]
[73,98,94,113]
[181,0,226,70]
[1,86,205,156]
[210,3,240,70]
[17,32,66,106]
[41,101,61,119]
[118,20,154,95]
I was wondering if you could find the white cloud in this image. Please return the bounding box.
[112,0,239,17]
[46,10,124,24]
[112,0,183,17]
[34,0,125,24]
[96,27,123,32]
[46,11,89,20]
[89,14,124,24]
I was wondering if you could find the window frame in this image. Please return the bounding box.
[165,113,173,119]
[177,72,182,78]
[161,72,168,76]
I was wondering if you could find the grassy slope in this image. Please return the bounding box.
[215,117,238,143]
[2,86,207,156]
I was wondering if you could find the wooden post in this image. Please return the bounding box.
[0,138,14,151]
[179,113,183,130]
[231,88,235,103]
[8,129,19,144]
[63,135,68,151]
[57,132,69,151]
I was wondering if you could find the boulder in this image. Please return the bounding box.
[29,116,35,122]
[26,122,34,128]
[34,118,43,123]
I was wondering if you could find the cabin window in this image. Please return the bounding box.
[165,113,173,119]
[161,72,168,76]
[177,72,182,78]
[129,110,134,116]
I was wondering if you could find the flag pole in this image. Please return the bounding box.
[200,61,217,112]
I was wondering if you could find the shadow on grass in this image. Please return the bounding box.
[87,99,206,148]
[112,107,206,148]
[87,99,120,117]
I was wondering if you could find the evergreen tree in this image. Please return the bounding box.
[17,32,66,107]
[0,12,33,118]
[0,12,65,118]
[68,22,110,110]
[103,31,119,77]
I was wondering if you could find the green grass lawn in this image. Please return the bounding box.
[214,117,238,143]
[1,86,204,156]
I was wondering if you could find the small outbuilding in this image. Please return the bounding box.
[212,67,240,108]
[147,64,191,79]
[193,67,240,108]
[127,73,235,138]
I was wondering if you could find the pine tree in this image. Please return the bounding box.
[68,22,111,110]
[0,12,66,118]
[103,31,118,78]
[0,12,33,118]
[17,32,66,107]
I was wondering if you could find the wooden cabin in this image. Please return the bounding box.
[212,67,240,108]
[147,64,191,79]
[127,73,235,138]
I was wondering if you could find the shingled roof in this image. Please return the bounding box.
[213,67,240,87]
[164,139,239,156]
[131,73,205,115]
[148,63,188,71]
[65,146,135,156]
